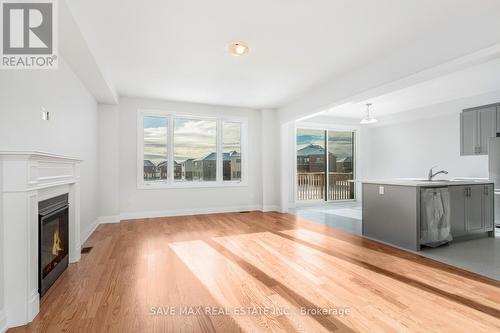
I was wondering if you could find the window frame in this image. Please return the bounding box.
[137,109,248,189]
[294,123,359,203]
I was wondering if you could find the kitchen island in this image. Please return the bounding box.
[362,179,495,251]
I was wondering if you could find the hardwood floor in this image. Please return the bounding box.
[10,212,500,332]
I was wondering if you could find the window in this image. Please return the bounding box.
[174,118,217,181]
[296,129,326,200]
[296,128,355,201]
[143,116,168,181]
[327,131,355,201]
[138,110,246,188]
[222,122,242,181]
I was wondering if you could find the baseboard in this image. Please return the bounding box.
[27,290,39,323]
[80,218,99,245]
[97,215,121,224]
[261,205,281,212]
[83,206,282,243]
[0,309,6,333]
[119,205,262,221]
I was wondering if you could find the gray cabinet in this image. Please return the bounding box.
[467,186,483,231]
[497,105,500,134]
[461,105,497,155]
[483,185,494,230]
[461,112,477,155]
[449,184,494,238]
[479,107,497,154]
[449,186,467,237]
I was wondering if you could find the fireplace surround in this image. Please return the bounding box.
[0,152,82,330]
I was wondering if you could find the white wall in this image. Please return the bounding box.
[361,91,500,180]
[0,57,99,330]
[98,97,275,219]
[97,104,120,220]
[260,110,281,211]
[0,58,99,237]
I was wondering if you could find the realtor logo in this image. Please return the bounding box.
[1,0,58,69]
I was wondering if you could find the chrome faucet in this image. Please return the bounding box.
[428,166,449,181]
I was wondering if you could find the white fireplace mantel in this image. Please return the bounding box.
[0,151,82,329]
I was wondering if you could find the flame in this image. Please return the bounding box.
[52,229,63,256]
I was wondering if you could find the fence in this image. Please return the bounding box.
[297,172,354,201]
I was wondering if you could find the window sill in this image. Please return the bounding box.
[137,181,248,190]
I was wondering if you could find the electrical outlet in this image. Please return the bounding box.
[379,186,384,195]
[41,107,49,121]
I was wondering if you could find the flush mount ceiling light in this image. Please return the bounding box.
[227,42,249,57]
[360,103,378,124]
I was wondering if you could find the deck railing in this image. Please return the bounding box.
[297,172,354,201]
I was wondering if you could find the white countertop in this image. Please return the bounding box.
[356,178,494,187]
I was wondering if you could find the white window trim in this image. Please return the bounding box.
[137,109,248,189]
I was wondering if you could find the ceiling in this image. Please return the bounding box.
[322,58,500,119]
[66,0,500,109]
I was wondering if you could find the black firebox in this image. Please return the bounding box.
[38,194,69,297]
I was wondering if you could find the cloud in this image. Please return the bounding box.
[143,119,242,163]
[144,126,167,164]
[174,119,217,161]
[296,129,353,159]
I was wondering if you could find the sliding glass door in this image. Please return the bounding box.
[327,131,355,201]
[296,128,355,202]
[296,129,326,200]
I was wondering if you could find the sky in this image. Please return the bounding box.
[297,129,353,159]
[144,116,168,164]
[143,117,241,164]
[173,118,216,162]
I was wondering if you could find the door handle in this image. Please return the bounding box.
[484,186,489,196]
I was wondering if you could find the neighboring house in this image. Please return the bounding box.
[157,161,168,179]
[174,161,182,179]
[141,160,183,180]
[336,156,353,173]
[180,151,241,181]
[296,144,336,172]
[182,157,207,181]
[143,160,157,180]
[182,158,196,180]
[198,152,217,181]
[228,151,241,180]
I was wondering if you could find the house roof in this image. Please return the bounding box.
[337,156,352,163]
[297,144,325,157]
[157,160,181,167]
[191,151,241,162]
[144,160,155,167]
[229,151,240,158]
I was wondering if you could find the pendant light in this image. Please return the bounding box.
[360,103,378,124]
